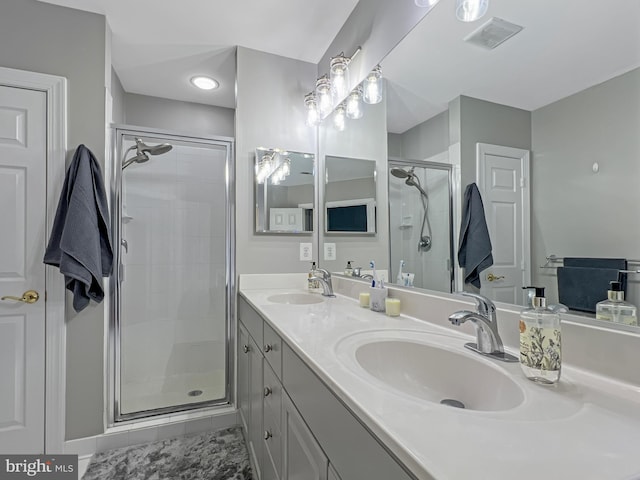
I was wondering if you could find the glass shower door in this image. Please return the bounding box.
[114,131,232,419]
[389,160,454,293]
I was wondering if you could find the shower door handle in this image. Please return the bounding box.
[1,290,40,304]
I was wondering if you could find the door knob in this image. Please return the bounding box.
[486,273,505,282]
[1,290,40,304]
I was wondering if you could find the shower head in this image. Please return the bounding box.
[136,138,173,156]
[390,167,413,179]
[121,138,173,170]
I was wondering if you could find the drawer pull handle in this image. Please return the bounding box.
[264,344,273,353]
[243,345,249,354]
[264,430,272,440]
[264,387,272,397]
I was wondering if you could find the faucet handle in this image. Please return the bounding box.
[455,291,496,319]
[313,267,331,280]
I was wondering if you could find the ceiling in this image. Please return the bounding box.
[383,0,640,133]
[38,0,359,109]
[37,0,640,134]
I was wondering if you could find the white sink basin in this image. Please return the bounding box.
[340,333,524,412]
[267,293,324,305]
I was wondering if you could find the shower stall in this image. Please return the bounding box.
[388,159,454,292]
[110,126,234,422]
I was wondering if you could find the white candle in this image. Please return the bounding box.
[385,298,401,317]
[359,292,370,308]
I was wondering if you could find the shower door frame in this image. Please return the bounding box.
[387,158,455,293]
[109,125,235,424]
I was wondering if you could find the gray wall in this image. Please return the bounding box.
[531,67,640,303]
[236,47,318,275]
[395,110,449,160]
[0,0,107,440]
[455,95,531,189]
[123,93,235,138]
[326,178,376,202]
[111,67,126,125]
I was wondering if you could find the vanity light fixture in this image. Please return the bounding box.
[346,86,364,119]
[363,65,383,105]
[330,53,350,102]
[190,75,219,90]
[304,93,320,126]
[333,103,346,131]
[315,75,333,119]
[256,152,275,184]
[456,0,489,22]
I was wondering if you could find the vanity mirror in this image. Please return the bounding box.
[254,147,315,234]
[317,0,640,328]
[324,155,377,234]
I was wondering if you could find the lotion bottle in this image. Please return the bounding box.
[308,261,320,292]
[596,281,637,326]
[344,261,353,276]
[519,287,561,385]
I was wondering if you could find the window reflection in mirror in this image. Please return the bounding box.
[324,156,376,234]
[254,148,314,234]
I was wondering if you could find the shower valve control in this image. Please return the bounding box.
[263,344,273,353]
[264,387,272,397]
[243,345,249,354]
[264,431,273,440]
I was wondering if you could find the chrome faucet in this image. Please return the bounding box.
[351,267,373,281]
[310,267,335,297]
[448,292,518,362]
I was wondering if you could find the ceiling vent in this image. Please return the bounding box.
[464,17,524,50]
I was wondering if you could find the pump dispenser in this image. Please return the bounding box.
[519,287,562,385]
[596,281,637,326]
[344,261,353,276]
[308,262,320,292]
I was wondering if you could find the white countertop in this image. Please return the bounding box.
[239,276,640,480]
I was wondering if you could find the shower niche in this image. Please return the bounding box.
[110,126,234,422]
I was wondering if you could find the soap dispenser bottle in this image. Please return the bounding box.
[596,281,637,326]
[344,261,353,276]
[308,261,320,292]
[519,287,562,385]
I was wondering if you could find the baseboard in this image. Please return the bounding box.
[65,409,239,457]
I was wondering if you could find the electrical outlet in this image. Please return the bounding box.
[324,243,336,261]
[299,243,312,261]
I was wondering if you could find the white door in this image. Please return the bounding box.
[476,143,530,305]
[0,85,47,453]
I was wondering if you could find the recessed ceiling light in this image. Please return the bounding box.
[190,76,219,91]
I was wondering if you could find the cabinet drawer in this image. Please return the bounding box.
[263,363,282,428]
[263,412,282,479]
[263,322,283,378]
[239,296,263,345]
[283,344,418,480]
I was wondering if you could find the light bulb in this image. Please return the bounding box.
[455,0,489,22]
[346,86,364,120]
[415,0,440,6]
[330,54,350,103]
[333,103,346,132]
[304,93,320,126]
[363,65,383,105]
[315,76,333,118]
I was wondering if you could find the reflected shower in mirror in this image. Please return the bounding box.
[319,0,640,330]
[254,148,315,234]
[325,156,377,234]
[388,159,454,292]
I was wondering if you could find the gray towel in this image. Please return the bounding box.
[44,145,113,312]
[458,183,493,289]
[557,266,621,313]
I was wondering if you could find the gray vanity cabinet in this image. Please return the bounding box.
[282,393,328,480]
[238,296,416,480]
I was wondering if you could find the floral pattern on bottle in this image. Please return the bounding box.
[519,321,561,372]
